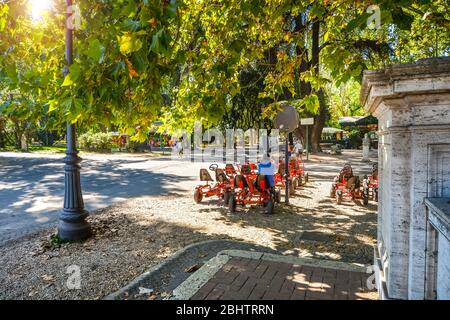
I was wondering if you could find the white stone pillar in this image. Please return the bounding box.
[361,57,450,300]
[362,133,370,161]
[20,134,28,151]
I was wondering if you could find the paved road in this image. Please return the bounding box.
[0,152,205,245]
[0,149,376,246]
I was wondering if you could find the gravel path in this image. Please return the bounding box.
[0,150,378,300]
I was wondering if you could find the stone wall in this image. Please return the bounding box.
[361,57,450,300]
[437,234,450,299]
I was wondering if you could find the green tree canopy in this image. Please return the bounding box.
[0,0,449,144]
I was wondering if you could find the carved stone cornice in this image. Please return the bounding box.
[361,57,450,114]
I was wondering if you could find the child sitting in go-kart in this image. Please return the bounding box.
[258,154,276,188]
[332,163,360,191]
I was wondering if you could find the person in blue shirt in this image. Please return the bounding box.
[258,154,276,188]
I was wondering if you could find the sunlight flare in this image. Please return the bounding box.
[30,0,52,22]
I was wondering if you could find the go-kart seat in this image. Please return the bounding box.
[346,176,361,191]
[234,175,249,189]
[240,164,252,174]
[372,164,378,179]
[256,175,270,191]
[289,159,299,170]
[278,162,285,175]
[338,164,354,182]
[215,169,229,183]
[225,164,236,175]
[200,169,214,182]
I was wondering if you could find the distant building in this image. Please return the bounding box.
[338,115,378,132]
[338,115,378,149]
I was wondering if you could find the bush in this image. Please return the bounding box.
[347,129,362,149]
[36,130,61,147]
[126,140,139,152]
[78,132,113,152]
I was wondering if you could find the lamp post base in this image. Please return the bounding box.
[57,123,91,242]
[58,209,91,241]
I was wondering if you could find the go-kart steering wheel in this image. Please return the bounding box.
[209,164,219,171]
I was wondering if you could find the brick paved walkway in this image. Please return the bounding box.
[190,257,377,300]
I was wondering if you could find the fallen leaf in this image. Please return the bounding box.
[42,275,54,282]
[184,264,203,273]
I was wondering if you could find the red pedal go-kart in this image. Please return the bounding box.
[194,164,233,204]
[228,172,275,215]
[225,163,238,177]
[330,164,369,205]
[289,158,309,188]
[237,163,258,177]
[233,163,281,203]
[274,161,296,196]
[364,163,378,202]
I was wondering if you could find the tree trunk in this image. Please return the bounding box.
[295,13,311,99]
[0,117,5,148]
[13,120,23,149]
[310,19,328,153]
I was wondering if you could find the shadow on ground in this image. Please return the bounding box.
[0,155,191,244]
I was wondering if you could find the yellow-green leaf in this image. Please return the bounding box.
[119,33,142,55]
[48,99,58,112]
[61,74,74,87]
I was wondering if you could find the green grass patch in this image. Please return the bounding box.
[0,145,67,153]
[29,145,66,153]
[0,145,21,152]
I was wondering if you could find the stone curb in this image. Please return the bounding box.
[104,240,228,300]
[170,254,231,300]
[169,249,370,300]
[218,250,368,273]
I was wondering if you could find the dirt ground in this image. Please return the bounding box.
[0,151,378,300]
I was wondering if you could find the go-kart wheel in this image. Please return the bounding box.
[304,172,309,183]
[292,177,298,190]
[330,186,336,198]
[228,196,237,213]
[363,189,369,206]
[336,191,343,205]
[194,190,203,204]
[275,190,281,203]
[223,189,231,205]
[374,189,378,202]
[266,200,274,215]
[363,193,369,206]
[297,176,302,187]
[209,164,219,171]
[289,180,295,196]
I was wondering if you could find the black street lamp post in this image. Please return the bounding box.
[284,135,290,204]
[274,105,299,205]
[57,0,91,241]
